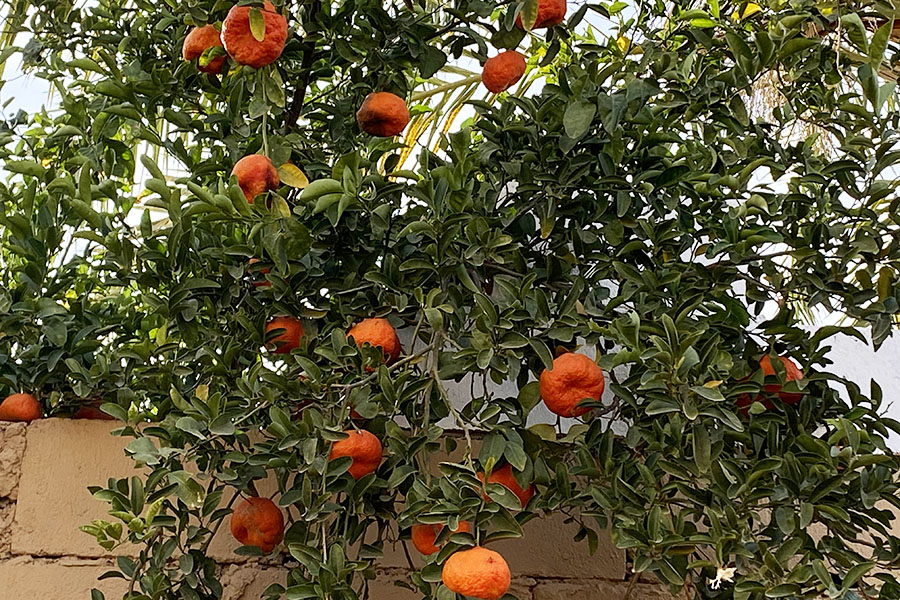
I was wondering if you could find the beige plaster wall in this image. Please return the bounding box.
[0,419,676,600]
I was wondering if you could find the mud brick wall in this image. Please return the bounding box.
[0,419,680,600]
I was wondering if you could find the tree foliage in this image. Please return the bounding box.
[2,0,900,599]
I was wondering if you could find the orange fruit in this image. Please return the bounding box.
[539,352,605,417]
[73,403,115,420]
[442,546,511,600]
[411,521,472,555]
[478,463,535,508]
[482,51,526,93]
[0,393,42,422]
[248,258,271,288]
[221,0,288,68]
[516,0,567,29]
[347,318,402,365]
[182,25,226,74]
[356,92,410,137]
[737,355,805,412]
[329,429,382,479]
[265,316,303,354]
[232,155,279,202]
[230,496,284,553]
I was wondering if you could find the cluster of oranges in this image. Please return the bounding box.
[178,0,572,209]
[0,0,814,597]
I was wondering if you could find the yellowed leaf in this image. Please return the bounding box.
[272,195,292,218]
[732,2,761,20]
[277,163,309,189]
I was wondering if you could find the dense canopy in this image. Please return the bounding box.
[2,0,900,599]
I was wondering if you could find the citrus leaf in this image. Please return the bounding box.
[518,0,539,30]
[277,163,309,189]
[249,8,266,42]
[563,101,596,139]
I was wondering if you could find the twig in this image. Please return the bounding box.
[429,331,475,471]
[333,342,436,390]
[284,1,321,131]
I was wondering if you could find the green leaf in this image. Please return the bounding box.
[518,0,539,30]
[249,8,266,42]
[563,101,596,139]
[765,584,801,598]
[690,385,724,401]
[528,339,554,371]
[692,424,710,473]
[168,471,205,509]
[517,381,541,412]
[842,562,875,591]
[209,414,236,436]
[175,417,206,439]
[869,20,891,71]
[5,160,45,178]
[689,18,717,28]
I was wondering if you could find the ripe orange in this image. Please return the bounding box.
[329,429,382,479]
[759,355,804,403]
[265,316,303,354]
[478,463,535,508]
[539,352,605,417]
[182,25,226,74]
[411,521,472,555]
[442,546,511,600]
[737,354,805,412]
[232,155,279,202]
[356,92,410,137]
[347,318,402,365]
[73,403,115,420]
[482,51,526,93]
[248,258,271,288]
[230,496,284,553]
[0,393,42,422]
[221,0,288,68]
[516,0,567,29]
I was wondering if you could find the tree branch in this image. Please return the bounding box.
[284,1,321,131]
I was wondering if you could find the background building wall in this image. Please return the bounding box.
[0,419,683,600]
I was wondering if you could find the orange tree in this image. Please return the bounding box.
[2,0,900,599]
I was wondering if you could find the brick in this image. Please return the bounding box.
[533,580,686,600]
[0,556,128,599]
[11,419,136,557]
[220,563,287,600]
[368,570,423,600]
[380,515,623,579]
[0,501,13,557]
[370,568,536,600]
[0,422,26,499]
[492,514,624,579]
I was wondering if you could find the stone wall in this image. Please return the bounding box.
[0,419,677,600]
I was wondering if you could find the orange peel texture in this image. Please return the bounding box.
[329,429,383,479]
[221,0,288,68]
[539,352,605,417]
[411,521,472,555]
[482,51,526,93]
[356,92,410,137]
[516,0,567,29]
[230,496,284,553]
[0,393,42,422]
[232,155,279,202]
[265,316,304,354]
[182,25,226,74]
[442,546,511,600]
